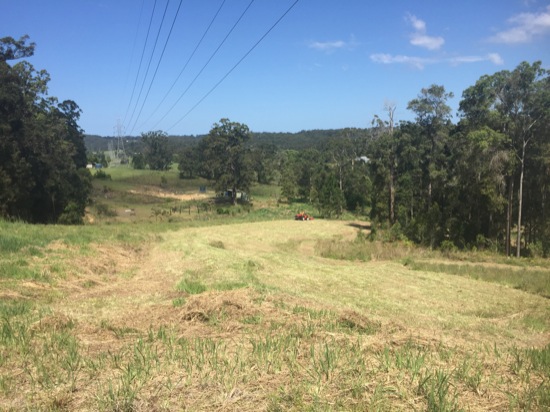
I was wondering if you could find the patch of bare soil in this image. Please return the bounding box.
[128,186,211,202]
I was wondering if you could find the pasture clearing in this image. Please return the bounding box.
[1,216,549,411]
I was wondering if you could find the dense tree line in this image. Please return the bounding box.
[0,36,91,224]
[367,62,549,256]
[84,128,358,154]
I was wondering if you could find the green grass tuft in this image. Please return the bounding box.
[176,278,207,294]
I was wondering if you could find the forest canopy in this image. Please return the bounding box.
[0,36,91,224]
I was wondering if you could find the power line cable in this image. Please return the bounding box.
[126,0,171,135]
[139,0,227,129]
[167,0,301,132]
[130,0,184,134]
[119,0,145,122]
[122,0,157,127]
[151,0,255,130]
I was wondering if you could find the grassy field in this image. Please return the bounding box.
[1,166,549,411]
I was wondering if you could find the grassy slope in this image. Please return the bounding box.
[1,168,549,411]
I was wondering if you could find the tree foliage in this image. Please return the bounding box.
[141,130,172,171]
[459,61,549,256]
[363,62,550,255]
[199,119,254,205]
[0,35,91,224]
[177,146,200,178]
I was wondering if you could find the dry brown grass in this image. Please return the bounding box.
[1,220,549,411]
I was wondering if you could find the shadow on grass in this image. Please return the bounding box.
[347,222,371,231]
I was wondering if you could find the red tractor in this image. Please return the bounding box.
[295,211,313,221]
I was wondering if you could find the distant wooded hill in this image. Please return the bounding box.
[84,128,367,153]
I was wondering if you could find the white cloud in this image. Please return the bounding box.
[309,40,346,52]
[487,53,505,65]
[410,34,445,50]
[308,36,359,53]
[370,53,434,69]
[448,56,485,64]
[406,14,445,50]
[489,5,550,44]
[408,15,426,32]
[448,53,504,65]
[371,53,504,69]
[371,13,504,70]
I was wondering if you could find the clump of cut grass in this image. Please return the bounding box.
[213,281,248,291]
[99,320,140,338]
[337,311,381,335]
[172,297,186,307]
[209,240,225,249]
[241,315,262,324]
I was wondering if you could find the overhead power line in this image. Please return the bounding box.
[151,0,256,130]
[122,0,157,127]
[126,0,171,135]
[119,0,145,122]
[130,0,185,135]
[167,0,301,132]
[139,0,227,129]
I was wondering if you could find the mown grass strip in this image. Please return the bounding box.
[406,261,550,298]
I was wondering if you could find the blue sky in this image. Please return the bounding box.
[3,0,550,136]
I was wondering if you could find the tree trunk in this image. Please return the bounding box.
[232,185,237,206]
[389,162,396,225]
[506,178,513,257]
[516,141,526,258]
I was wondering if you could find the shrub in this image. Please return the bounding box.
[217,207,230,215]
[93,170,111,180]
[95,203,117,217]
[57,202,84,225]
[439,240,458,255]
